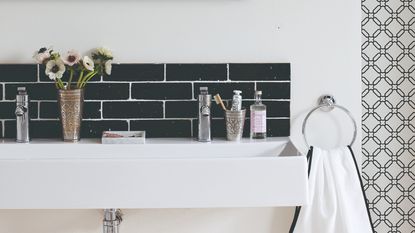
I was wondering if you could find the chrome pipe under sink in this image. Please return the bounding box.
[103,209,122,233]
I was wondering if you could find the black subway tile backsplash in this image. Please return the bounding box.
[193,82,255,99]
[243,101,290,117]
[132,83,192,100]
[81,120,129,138]
[166,64,227,81]
[4,120,61,138]
[107,64,164,81]
[0,102,38,119]
[229,63,290,81]
[5,83,57,100]
[85,83,130,100]
[0,64,37,82]
[0,63,290,138]
[256,82,291,99]
[103,101,163,118]
[39,102,101,119]
[131,120,191,137]
[267,119,291,137]
[165,101,198,118]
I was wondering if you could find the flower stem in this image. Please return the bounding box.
[77,70,85,89]
[57,78,65,89]
[81,71,98,88]
[67,68,74,89]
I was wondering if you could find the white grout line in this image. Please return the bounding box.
[128,83,132,100]
[100,101,103,119]
[37,102,41,119]
[37,64,40,82]
[162,100,166,118]
[1,120,4,138]
[226,64,230,82]
[190,119,193,138]
[191,82,195,100]
[163,64,167,82]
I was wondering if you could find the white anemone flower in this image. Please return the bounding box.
[33,47,51,64]
[96,47,113,58]
[83,56,95,71]
[63,50,81,66]
[45,59,66,80]
[105,60,112,75]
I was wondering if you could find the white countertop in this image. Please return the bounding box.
[0,137,307,209]
[0,137,297,160]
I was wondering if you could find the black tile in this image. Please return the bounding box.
[4,120,15,138]
[193,82,255,99]
[131,83,192,100]
[256,82,290,99]
[103,101,163,118]
[165,101,198,118]
[243,101,290,117]
[267,119,290,136]
[0,121,2,138]
[84,83,129,100]
[229,63,290,81]
[166,64,227,81]
[106,64,164,81]
[0,64,37,82]
[5,83,57,100]
[81,120,128,138]
[83,102,102,119]
[40,101,101,119]
[4,120,61,138]
[130,120,191,137]
[0,84,3,100]
[0,101,38,119]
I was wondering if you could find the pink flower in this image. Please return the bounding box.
[63,50,81,66]
[33,47,51,64]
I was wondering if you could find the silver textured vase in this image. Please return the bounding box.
[225,109,246,141]
[57,88,84,142]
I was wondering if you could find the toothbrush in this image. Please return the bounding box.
[214,94,227,111]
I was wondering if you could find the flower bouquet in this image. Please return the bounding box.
[33,47,114,141]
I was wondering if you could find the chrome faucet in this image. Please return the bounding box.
[103,209,122,233]
[198,87,211,142]
[15,87,30,143]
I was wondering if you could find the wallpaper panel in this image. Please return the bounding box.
[362,0,415,232]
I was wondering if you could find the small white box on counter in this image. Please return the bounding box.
[101,131,146,144]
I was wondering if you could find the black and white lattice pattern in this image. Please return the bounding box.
[362,0,415,232]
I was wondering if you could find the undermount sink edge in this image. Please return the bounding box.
[0,137,308,209]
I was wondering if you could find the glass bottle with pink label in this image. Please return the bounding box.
[250,90,267,139]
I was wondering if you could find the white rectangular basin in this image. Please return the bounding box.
[0,137,308,209]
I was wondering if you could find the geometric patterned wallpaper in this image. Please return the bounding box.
[361,0,415,232]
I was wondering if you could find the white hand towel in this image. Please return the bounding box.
[290,146,374,233]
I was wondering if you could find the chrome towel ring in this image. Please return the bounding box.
[302,95,357,148]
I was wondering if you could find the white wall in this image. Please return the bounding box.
[0,0,361,232]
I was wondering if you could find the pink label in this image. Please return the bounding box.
[251,110,266,133]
